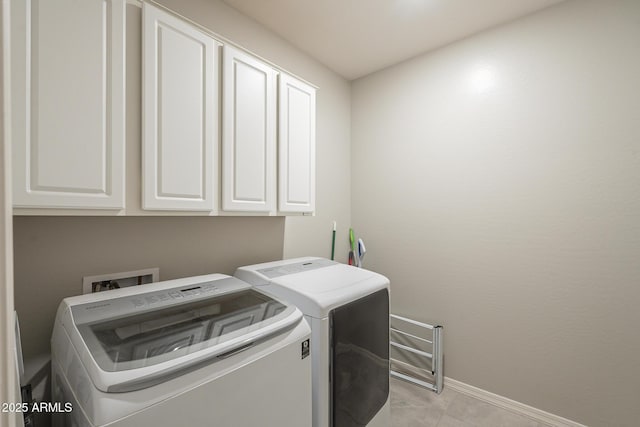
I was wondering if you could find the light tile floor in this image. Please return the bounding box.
[390,378,547,427]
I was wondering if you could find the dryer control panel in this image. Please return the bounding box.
[257,258,336,279]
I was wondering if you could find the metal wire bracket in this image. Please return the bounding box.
[390,314,443,394]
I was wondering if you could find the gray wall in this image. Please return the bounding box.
[351,0,640,426]
[13,0,352,359]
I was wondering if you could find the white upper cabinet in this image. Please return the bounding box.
[11,0,126,209]
[222,46,277,213]
[142,3,219,211]
[278,73,316,213]
[11,2,316,216]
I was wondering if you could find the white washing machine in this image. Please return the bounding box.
[51,273,312,427]
[235,257,390,427]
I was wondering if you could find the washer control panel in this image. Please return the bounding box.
[71,276,248,325]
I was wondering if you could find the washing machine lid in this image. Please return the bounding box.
[235,257,390,318]
[58,274,301,392]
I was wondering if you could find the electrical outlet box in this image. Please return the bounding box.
[82,268,160,294]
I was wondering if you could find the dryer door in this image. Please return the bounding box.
[330,289,389,427]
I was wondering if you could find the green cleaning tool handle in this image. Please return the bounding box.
[349,228,356,252]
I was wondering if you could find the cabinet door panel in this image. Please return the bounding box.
[222,46,276,212]
[279,73,316,213]
[12,0,125,208]
[143,3,218,211]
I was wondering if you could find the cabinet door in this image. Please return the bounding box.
[222,46,276,213]
[142,3,219,211]
[11,0,126,209]
[278,73,316,213]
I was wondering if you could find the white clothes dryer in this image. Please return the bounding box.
[51,274,312,427]
[235,257,390,427]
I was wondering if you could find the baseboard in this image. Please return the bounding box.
[444,377,586,427]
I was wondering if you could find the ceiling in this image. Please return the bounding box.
[222,0,565,80]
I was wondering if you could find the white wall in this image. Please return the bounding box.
[1,0,21,425]
[351,0,640,425]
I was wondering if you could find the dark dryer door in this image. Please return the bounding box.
[330,289,389,427]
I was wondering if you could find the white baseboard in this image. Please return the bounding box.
[444,377,586,427]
